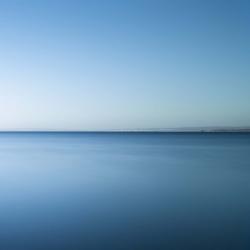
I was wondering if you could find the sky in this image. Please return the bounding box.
[0,0,249,130]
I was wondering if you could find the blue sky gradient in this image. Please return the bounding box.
[0,0,249,130]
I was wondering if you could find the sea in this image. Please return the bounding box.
[0,132,249,250]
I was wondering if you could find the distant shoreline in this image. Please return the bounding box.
[0,129,249,133]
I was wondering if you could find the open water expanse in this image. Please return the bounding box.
[0,132,249,250]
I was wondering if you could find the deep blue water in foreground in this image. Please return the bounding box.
[0,132,250,250]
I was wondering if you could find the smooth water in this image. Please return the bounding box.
[0,132,249,250]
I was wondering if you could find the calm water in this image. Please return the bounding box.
[0,132,249,250]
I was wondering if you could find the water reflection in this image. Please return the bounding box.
[0,133,249,249]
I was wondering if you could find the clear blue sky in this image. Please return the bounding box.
[0,0,249,130]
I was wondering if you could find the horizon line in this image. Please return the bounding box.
[0,126,249,133]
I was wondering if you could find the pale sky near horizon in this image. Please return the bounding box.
[0,0,249,130]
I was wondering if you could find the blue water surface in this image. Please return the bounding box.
[0,132,249,250]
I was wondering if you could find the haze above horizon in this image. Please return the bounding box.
[0,0,249,130]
